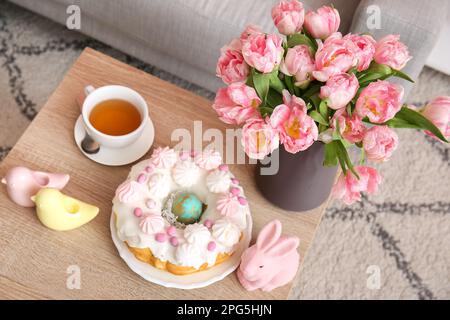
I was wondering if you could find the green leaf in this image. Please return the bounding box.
[301,29,318,51]
[245,71,254,87]
[323,141,338,167]
[391,106,448,142]
[252,69,270,102]
[319,99,328,120]
[284,75,295,94]
[309,110,328,126]
[287,33,316,53]
[309,94,321,109]
[266,89,283,108]
[346,104,353,117]
[303,83,321,99]
[259,106,273,118]
[335,140,359,178]
[269,71,285,94]
[392,69,414,83]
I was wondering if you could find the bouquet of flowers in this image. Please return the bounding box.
[212,0,449,204]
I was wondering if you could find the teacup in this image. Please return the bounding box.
[81,85,149,149]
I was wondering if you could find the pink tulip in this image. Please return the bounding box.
[240,24,263,42]
[421,96,450,140]
[320,73,359,110]
[270,91,318,153]
[280,44,315,87]
[363,126,399,162]
[271,0,305,35]
[331,109,367,143]
[216,39,250,84]
[304,6,340,40]
[374,35,411,70]
[332,166,381,205]
[212,83,261,125]
[343,34,376,72]
[355,80,404,124]
[241,118,280,159]
[312,32,356,82]
[242,33,284,73]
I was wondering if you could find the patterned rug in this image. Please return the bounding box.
[0,1,449,299]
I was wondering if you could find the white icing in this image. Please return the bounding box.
[195,150,222,170]
[172,160,200,187]
[206,170,231,193]
[212,218,241,247]
[112,148,250,270]
[184,224,211,245]
[147,173,171,198]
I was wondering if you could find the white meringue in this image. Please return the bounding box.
[206,169,231,193]
[195,150,222,170]
[212,218,241,247]
[150,146,177,169]
[175,243,205,268]
[184,224,211,245]
[172,160,200,187]
[147,173,171,199]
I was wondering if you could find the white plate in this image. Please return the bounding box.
[74,115,154,166]
[110,211,252,290]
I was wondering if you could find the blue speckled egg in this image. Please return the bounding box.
[171,193,204,224]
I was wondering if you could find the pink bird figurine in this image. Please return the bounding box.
[237,219,300,292]
[1,166,70,207]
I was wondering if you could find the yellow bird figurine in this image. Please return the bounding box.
[31,188,99,231]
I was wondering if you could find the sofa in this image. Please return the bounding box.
[9,0,449,94]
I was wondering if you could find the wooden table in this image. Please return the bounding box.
[0,48,329,299]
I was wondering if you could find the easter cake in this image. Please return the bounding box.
[112,147,251,276]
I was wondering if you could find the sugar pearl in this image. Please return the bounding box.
[190,150,197,157]
[170,237,179,247]
[230,187,240,196]
[207,241,216,251]
[231,178,239,185]
[145,165,154,173]
[146,199,156,209]
[218,164,229,171]
[179,151,189,160]
[155,233,167,243]
[137,173,146,184]
[133,207,143,217]
[238,196,247,205]
[166,226,177,236]
[203,219,214,229]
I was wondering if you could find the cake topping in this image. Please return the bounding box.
[172,160,200,187]
[203,219,214,229]
[238,196,248,206]
[231,178,240,185]
[145,165,154,173]
[179,150,190,160]
[184,224,211,245]
[155,233,167,243]
[139,214,164,235]
[216,193,239,217]
[176,243,204,268]
[150,146,177,169]
[230,187,241,196]
[137,173,147,184]
[206,169,232,193]
[218,164,229,171]
[115,180,141,203]
[212,218,241,247]
[207,241,217,251]
[195,150,222,170]
[170,236,179,247]
[171,192,205,225]
[148,173,171,199]
[166,225,177,236]
[133,207,143,217]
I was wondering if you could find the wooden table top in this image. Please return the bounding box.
[0,48,329,300]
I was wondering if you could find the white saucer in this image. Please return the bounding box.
[74,115,154,166]
[110,211,252,290]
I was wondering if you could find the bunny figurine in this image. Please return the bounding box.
[237,219,300,292]
[1,166,70,207]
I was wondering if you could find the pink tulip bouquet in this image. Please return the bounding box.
[213,0,450,205]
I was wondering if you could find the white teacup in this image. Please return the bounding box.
[81,85,149,149]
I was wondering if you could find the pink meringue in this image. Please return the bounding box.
[150,146,177,168]
[195,150,222,170]
[115,180,141,203]
[216,193,240,217]
[139,214,164,235]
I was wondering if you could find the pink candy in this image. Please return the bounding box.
[137,173,146,184]
[133,207,143,217]
[238,197,248,206]
[230,187,240,196]
[231,178,239,185]
[155,233,167,243]
[170,237,179,247]
[207,241,216,251]
[145,165,154,173]
[166,225,177,236]
[179,151,189,160]
[218,164,229,171]
[203,219,214,229]
[146,199,156,209]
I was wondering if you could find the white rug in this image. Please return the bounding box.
[0,1,449,299]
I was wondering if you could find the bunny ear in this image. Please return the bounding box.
[266,236,300,258]
[256,220,282,251]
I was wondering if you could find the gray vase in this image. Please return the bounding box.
[255,142,338,212]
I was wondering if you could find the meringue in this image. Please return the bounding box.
[172,160,200,187]
[139,214,165,235]
[184,224,211,245]
[195,150,222,170]
[212,218,241,247]
[216,193,240,217]
[115,180,142,203]
[148,173,171,198]
[176,243,205,268]
[150,146,177,169]
[206,169,231,193]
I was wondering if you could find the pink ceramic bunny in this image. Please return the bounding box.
[1,166,70,207]
[237,219,300,292]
